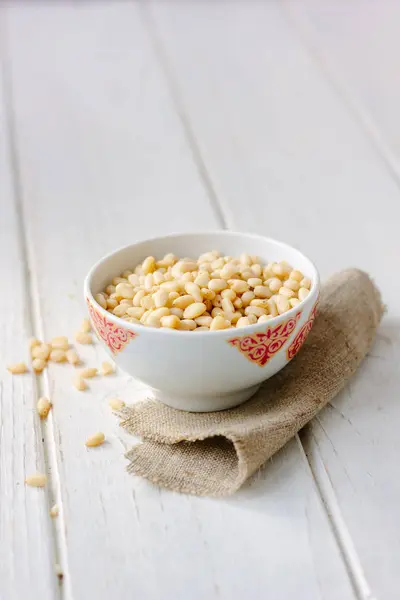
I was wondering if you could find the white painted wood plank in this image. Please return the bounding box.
[285,0,400,170]
[4,2,354,599]
[0,55,58,600]
[147,1,400,598]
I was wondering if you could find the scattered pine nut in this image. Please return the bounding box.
[50,504,59,518]
[7,362,28,375]
[32,358,47,373]
[81,318,91,333]
[29,337,41,351]
[49,349,66,363]
[109,398,125,410]
[66,349,80,365]
[51,336,69,351]
[37,397,52,419]
[101,361,114,376]
[85,432,105,447]
[32,343,51,360]
[79,367,97,379]
[75,331,93,345]
[25,473,47,487]
[73,376,87,391]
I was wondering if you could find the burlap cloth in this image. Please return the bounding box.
[119,269,383,496]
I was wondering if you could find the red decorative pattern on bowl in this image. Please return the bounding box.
[228,311,301,367]
[86,298,136,355]
[286,299,319,360]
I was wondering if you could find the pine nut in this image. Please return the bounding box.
[50,349,66,362]
[141,295,155,310]
[184,282,202,302]
[81,318,91,333]
[25,473,47,487]
[247,314,258,324]
[276,295,290,315]
[74,376,87,391]
[66,349,80,365]
[142,256,156,274]
[210,315,230,330]
[221,288,236,301]
[109,398,125,410]
[290,298,301,308]
[290,270,304,282]
[201,288,215,301]
[85,432,105,447]
[113,304,128,317]
[32,358,47,373]
[8,362,28,374]
[247,278,263,288]
[170,307,184,318]
[254,285,272,299]
[208,279,227,292]
[236,316,251,328]
[51,336,69,351]
[245,306,268,317]
[195,315,213,327]
[298,287,310,301]
[37,397,52,419]
[279,286,295,299]
[183,302,207,320]
[29,337,41,351]
[102,361,114,375]
[75,331,93,345]
[173,295,195,309]
[179,319,197,330]
[114,276,129,285]
[267,298,278,317]
[266,277,282,293]
[284,279,300,292]
[95,293,107,309]
[106,297,118,310]
[233,297,243,309]
[32,343,51,360]
[241,291,255,307]
[251,264,262,277]
[221,297,235,314]
[229,280,249,294]
[300,278,311,290]
[106,284,116,295]
[153,289,169,308]
[258,314,273,323]
[80,367,97,379]
[127,306,145,319]
[146,315,161,328]
[160,315,181,329]
[127,274,140,287]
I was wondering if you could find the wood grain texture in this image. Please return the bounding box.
[148,1,400,598]
[1,1,356,599]
[0,56,58,600]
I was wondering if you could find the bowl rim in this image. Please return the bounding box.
[84,230,320,337]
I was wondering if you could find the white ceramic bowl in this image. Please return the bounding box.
[84,232,320,412]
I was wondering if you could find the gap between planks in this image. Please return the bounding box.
[140,2,374,598]
[0,16,72,600]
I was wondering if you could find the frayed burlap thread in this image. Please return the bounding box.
[119,269,383,496]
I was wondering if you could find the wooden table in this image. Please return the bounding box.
[1,2,399,599]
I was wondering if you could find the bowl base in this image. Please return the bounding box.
[149,383,261,413]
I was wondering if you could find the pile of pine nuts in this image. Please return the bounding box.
[96,251,312,331]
